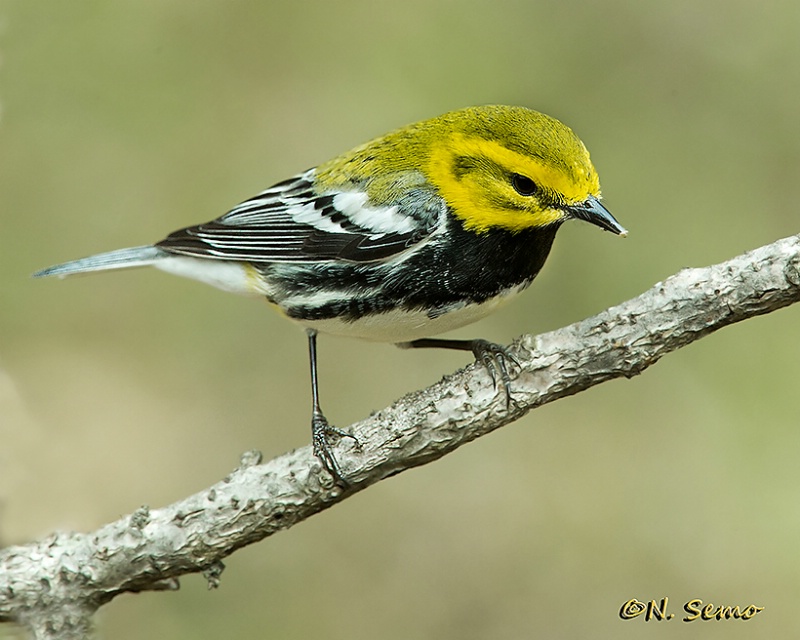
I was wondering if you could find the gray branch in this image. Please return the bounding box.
[3,233,800,638]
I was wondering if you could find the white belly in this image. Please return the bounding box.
[297,284,528,343]
[153,256,529,343]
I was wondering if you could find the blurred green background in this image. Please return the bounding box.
[2,0,799,638]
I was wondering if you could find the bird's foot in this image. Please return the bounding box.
[311,410,360,487]
[469,339,521,408]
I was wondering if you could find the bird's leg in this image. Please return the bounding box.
[399,338,520,407]
[307,329,359,486]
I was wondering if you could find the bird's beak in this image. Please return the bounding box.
[567,196,627,237]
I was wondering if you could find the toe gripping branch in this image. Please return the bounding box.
[311,409,359,486]
[400,338,520,407]
[467,338,520,407]
[307,330,359,486]
[307,333,520,485]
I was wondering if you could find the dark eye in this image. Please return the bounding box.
[511,173,538,196]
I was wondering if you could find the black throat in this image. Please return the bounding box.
[273,217,562,322]
[390,217,562,312]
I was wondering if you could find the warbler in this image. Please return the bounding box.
[34,105,626,484]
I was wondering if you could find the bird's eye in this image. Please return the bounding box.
[511,174,538,197]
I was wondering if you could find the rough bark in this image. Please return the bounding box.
[2,233,799,638]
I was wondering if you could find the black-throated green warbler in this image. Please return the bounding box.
[35,105,626,484]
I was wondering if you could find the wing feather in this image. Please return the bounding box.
[156,169,443,263]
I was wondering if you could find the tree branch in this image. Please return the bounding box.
[3,233,800,638]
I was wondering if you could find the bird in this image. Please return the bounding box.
[34,105,627,485]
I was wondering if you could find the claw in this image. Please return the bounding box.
[401,337,521,408]
[311,410,359,487]
[469,339,520,407]
[306,330,360,487]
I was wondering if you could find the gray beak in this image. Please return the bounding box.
[567,196,627,236]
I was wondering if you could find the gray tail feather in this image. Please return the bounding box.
[33,245,167,278]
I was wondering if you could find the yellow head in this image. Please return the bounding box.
[316,105,625,236]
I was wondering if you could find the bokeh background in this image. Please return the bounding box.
[2,1,799,638]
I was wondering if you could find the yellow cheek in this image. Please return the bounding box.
[427,148,566,233]
[449,183,564,233]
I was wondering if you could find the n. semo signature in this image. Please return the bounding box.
[620,597,764,622]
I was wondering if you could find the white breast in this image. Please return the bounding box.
[296,283,529,343]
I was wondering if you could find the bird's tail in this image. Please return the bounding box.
[32,246,167,278]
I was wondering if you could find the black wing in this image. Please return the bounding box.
[156,170,443,263]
